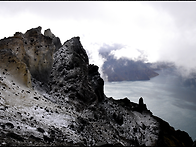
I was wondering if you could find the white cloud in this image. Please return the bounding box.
[110,46,141,60]
[1,1,196,76]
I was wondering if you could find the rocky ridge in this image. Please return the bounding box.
[0,27,194,146]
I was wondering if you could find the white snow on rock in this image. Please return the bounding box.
[0,67,160,146]
[0,70,83,144]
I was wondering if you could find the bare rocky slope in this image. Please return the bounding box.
[0,27,194,146]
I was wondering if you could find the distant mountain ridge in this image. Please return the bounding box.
[149,61,196,89]
[99,50,159,82]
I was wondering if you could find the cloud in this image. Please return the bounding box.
[144,2,196,70]
[1,1,196,78]
[0,2,107,20]
[109,46,148,62]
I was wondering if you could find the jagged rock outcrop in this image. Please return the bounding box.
[0,27,193,146]
[88,64,105,102]
[48,37,98,105]
[0,26,55,83]
[44,29,62,52]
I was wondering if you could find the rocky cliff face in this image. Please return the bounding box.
[0,27,55,83]
[48,37,97,105]
[0,27,193,146]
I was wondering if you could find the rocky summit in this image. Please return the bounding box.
[0,26,194,146]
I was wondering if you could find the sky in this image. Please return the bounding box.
[1,1,196,77]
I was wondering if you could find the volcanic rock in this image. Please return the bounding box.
[0,49,32,88]
[44,28,62,51]
[48,37,98,105]
[0,26,55,83]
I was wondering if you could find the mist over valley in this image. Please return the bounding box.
[89,43,196,89]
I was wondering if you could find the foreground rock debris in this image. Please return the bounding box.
[0,27,193,146]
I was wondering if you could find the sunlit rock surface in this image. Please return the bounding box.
[0,27,193,146]
[0,49,32,88]
[0,26,55,83]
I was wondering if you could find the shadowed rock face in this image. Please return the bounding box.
[49,37,98,105]
[88,64,104,102]
[44,28,62,52]
[23,27,55,83]
[0,27,194,146]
